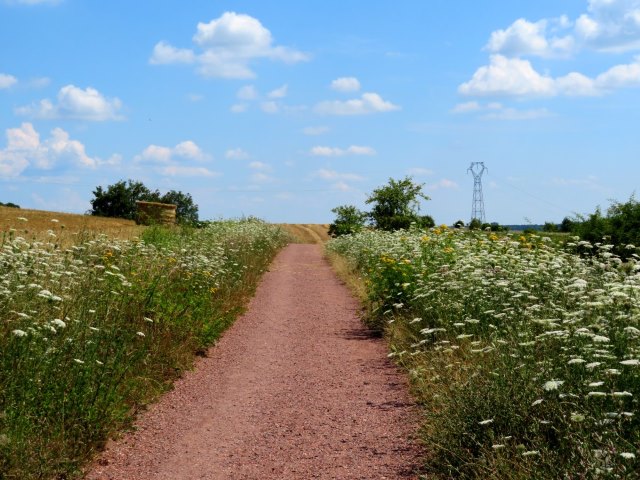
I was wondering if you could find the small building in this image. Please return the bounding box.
[135,201,177,225]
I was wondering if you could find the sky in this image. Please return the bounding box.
[1,0,640,225]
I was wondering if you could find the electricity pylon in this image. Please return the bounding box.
[468,162,487,224]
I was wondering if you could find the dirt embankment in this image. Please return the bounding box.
[86,244,422,480]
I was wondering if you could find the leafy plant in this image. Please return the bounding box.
[365,176,430,231]
[328,205,368,237]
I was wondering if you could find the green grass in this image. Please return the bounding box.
[328,227,639,479]
[0,219,288,479]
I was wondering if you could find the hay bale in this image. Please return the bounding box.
[135,201,177,225]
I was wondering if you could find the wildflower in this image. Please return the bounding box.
[50,319,66,329]
[587,391,607,397]
[17,217,28,222]
[612,391,632,397]
[522,451,539,457]
[532,399,543,406]
[620,359,639,366]
[543,380,564,391]
[620,452,636,460]
[592,335,610,343]
[586,362,602,369]
[588,381,604,387]
[136,331,145,337]
[479,419,494,425]
[568,358,586,365]
[144,317,154,323]
[51,219,59,223]
[492,444,505,449]
[73,359,85,364]
[12,329,27,337]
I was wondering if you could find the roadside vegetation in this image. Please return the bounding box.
[0,216,287,479]
[327,227,639,478]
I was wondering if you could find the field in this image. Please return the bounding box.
[328,227,640,478]
[0,209,288,479]
[279,223,331,244]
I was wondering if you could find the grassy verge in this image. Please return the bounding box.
[0,219,288,479]
[327,227,639,479]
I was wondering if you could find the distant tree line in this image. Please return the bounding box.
[89,179,199,225]
[0,202,20,209]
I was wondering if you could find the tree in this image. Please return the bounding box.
[542,222,559,232]
[89,180,199,224]
[90,180,159,221]
[328,205,367,237]
[560,217,575,233]
[453,220,465,229]
[0,201,20,208]
[468,218,482,230]
[160,190,199,225]
[365,177,430,231]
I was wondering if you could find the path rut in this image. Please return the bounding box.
[86,244,422,480]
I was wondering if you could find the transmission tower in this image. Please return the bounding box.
[468,162,487,224]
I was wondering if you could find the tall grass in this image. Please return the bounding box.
[328,227,639,478]
[0,219,287,479]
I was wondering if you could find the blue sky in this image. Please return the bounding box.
[1,0,639,224]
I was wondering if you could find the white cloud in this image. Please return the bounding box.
[330,77,361,92]
[486,18,574,57]
[314,92,400,115]
[248,161,271,171]
[313,168,364,181]
[302,126,329,135]
[237,85,258,100]
[460,54,640,98]
[225,147,249,159]
[230,103,248,113]
[451,101,481,113]
[0,73,17,89]
[160,166,219,177]
[135,140,210,163]
[310,145,376,156]
[260,101,279,113]
[268,84,288,98]
[151,12,308,79]
[16,85,123,121]
[149,41,196,65]
[0,123,103,176]
[574,0,640,52]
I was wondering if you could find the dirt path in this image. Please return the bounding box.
[86,244,422,480]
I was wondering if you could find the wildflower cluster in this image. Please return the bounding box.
[328,227,639,478]
[0,219,287,478]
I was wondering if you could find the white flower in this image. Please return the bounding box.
[17,217,28,222]
[587,391,607,397]
[143,317,154,323]
[592,335,610,343]
[588,381,604,387]
[73,358,85,364]
[586,362,602,369]
[568,358,585,365]
[620,359,639,366]
[50,319,66,329]
[479,419,494,425]
[570,413,585,422]
[531,399,543,406]
[12,329,27,337]
[522,450,539,457]
[620,452,636,460]
[51,219,59,223]
[136,331,145,337]
[612,391,632,397]
[492,444,505,449]
[543,380,564,391]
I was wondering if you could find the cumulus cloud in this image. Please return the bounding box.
[460,54,640,97]
[313,168,364,181]
[0,73,18,89]
[135,140,210,163]
[310,145,376,156]
[486,18,574,57]
[150,12,308,79]
[16,85,123,121]
[314,92,400,115]
[248,161,272,171]
[0,123,103,176]
[330,77,361,92]
[225,147,249,159]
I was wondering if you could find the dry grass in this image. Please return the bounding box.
[279,224,331,244]
[0,206,145,246]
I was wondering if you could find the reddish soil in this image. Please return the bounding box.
[86,244,422,480]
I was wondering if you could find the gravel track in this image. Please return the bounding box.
[86,244,422,480]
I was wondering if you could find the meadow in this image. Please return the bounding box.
[327,227,639,478]
[0,210,288,479]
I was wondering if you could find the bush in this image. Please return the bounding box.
[0,202,20,209]
[328,205,367,237]
[365,177,430,231]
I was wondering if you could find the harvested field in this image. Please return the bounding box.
[279,223,331,244]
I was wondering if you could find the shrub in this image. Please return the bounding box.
[328,205,367,237]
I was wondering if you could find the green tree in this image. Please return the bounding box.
[453,220,465,229]
[560,217,575,233]
[365,176,430,231]
[90,180,160,221]
[542,221,559,232]
[160,190,199,225]
[468,218,482,230]
[328,205,367,237]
